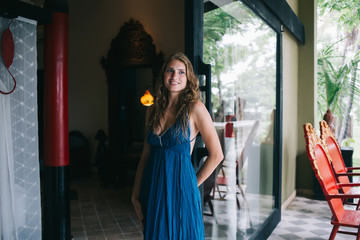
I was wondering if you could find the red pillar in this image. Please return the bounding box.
[44,9,69,167]
[43,0,70,239]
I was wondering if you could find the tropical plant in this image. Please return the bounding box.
[317,42,360,142]
[317,0,360,143]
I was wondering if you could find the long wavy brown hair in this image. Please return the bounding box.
[147,52,201,136]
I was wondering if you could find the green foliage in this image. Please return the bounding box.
[341,137,355,147]
[204,4,245,119]
[318,0,360,31]
[317,0,360,141]
[317,39,349,114]
[317,41,360,123]
[204,5,244,72]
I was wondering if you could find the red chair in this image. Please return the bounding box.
[303,123,360,240]
[319,120,360,209]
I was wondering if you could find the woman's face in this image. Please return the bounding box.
[163,59,188,93]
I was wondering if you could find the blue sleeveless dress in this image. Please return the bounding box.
[140,119,205,240]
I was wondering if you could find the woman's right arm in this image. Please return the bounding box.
[131,106,153,227]
[131,142,150,226]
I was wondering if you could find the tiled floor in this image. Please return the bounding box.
[70,174,358,240]
[70,176,143,240]
[269,196,356,240]
[202,189,274,239]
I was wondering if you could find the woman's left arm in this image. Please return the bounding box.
[191,101,224,186]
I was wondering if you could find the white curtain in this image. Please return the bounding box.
[0,17,42,240]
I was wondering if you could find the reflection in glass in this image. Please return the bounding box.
[202,1,277,239]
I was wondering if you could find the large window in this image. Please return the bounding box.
[201,1,279,239]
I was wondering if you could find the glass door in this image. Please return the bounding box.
[201,1,279,239]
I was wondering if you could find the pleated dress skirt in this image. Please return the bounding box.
[140,121,205,240]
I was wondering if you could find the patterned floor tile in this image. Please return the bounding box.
[270,196,358,240]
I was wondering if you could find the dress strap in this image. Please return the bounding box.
[190,135,197,142]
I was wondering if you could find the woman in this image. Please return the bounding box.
[131,52,223,239]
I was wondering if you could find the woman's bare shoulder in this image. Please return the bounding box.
[191,100,207,114]
[190,100,211,125]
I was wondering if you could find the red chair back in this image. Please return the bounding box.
[319,120,351,192]
[303,123,344,222]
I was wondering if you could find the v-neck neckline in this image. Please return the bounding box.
[153,122,175,138]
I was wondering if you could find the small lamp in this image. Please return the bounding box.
[140,90,154,106]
